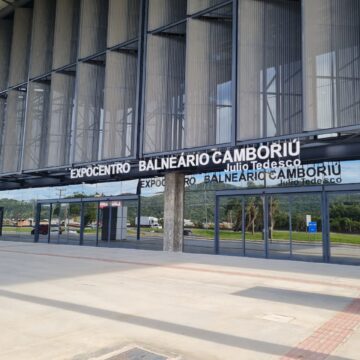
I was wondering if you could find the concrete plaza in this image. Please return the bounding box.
[0,241,359,360]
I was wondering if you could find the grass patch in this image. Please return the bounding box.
[192,228,360,244]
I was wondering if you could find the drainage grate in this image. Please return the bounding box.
[106,347,168,360]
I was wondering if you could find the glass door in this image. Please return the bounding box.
[328,192,360,265]
[49,203,62,243]
[290,193,323,262]
[218,196,244,255]
[267,194,291,259]
[216,190,324,261]
[97,201,110,247]
[82,202,99,246]
[244,196,265,257]
[37,204,51,243]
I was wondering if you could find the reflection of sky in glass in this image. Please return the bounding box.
[0,179,139,202]
[216,80,232,144]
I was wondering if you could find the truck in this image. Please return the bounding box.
[135,216,161,228]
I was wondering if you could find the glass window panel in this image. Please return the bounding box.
[303,0,360,130]
[79,0,108,58]
[238,0,302,141]
[52,0,80,69]
[37,204,51,243]
[144,24,186,153]
[218,196,244,256]
[183,181,215,254]
[82,202,99,246]
[23,80,51,170]
[0,90,26,173]
[0,20,12,91]
[148,0,187,31]
[185,5,232,148]
[329,192,360,265]
[102,49,138,159]
[8,8,32,87]
[268,195,291,260]
[107,0,140,47]
[291,193,323,262]
[29,0,56,78]
[139,194,164,250]
[74,60,105,163]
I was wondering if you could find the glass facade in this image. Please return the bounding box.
[0,0,359,265]
[0,0,358,172]
[0,160,358,264]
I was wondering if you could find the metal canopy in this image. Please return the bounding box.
[0,139,359,192]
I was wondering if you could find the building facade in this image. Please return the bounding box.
[0,0,359,265]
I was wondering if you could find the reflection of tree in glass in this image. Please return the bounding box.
[246,197,262,235]
[224,198,242,231]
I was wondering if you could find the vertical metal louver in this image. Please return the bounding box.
[7,8,32,87]
[303,0,360,130]
[23,81,51,170]
[102,51,137,159]
[237,0,302,141]
[187,0,227,14]
[144,29,186,153]
[78,0,108,59]
[44,0,80,168]
[52,0,80,69]
[22,0,56,171]
[1,8,32,173]
[45,73,76,168]
[148,0,187,31]
[0,20,12,91]
[73,61,105,163]
[0,90,26,173]
[185,6,232,148]
[107,0,140,47]
[29,0,56,78]
[101,0,141,160]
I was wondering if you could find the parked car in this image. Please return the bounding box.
[31,225,63,235]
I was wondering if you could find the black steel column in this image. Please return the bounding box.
[79,202,85,245]
[34,203,41,243]
[214,196,220,254]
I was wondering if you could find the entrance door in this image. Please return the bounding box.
[290,193,323,262]
[216,191,324,261]
[50,203,81,245]
[267,194,291,259]
[244,196,266,257]
[218,196,244,255]
[218,195,266,257]
[37,204,51,243]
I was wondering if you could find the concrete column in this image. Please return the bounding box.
[163,172,184,252]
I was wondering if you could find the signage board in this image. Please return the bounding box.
[308,221,317,233]
[69,139,301,180]
[306,215,312,226]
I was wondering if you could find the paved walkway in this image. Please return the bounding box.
[0,241,359,360]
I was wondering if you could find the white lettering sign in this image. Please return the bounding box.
[69,140,301,180]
